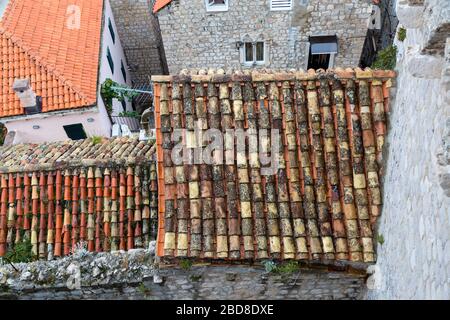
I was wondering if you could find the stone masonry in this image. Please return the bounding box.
[156,0,373,74]
[110,0,168,83]
[0,245,366,300]
[366,0,450,300]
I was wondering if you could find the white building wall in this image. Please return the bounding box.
[98,0,133,116]
[3,110,109,144]
[366,0,450,300]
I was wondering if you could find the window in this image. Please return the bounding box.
[205,0,228,12]
[108,18,115,44]
[63,124,87,140]
[242,41,266,66]
[307,36,338,70]
[121,99,127,112]
[121,60,127,82]
[107,47,114,74]
[270,0,292,11]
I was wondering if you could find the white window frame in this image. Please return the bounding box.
[270,0,293,11]
[205,0,229,12]
[241,41,267,67]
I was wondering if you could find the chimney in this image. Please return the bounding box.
[12,78,42,115]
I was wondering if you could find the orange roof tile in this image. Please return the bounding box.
[0,0,104,118]
[153,0,172,13]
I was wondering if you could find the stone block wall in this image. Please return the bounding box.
[110,0,168,83]
[0,249,366,300]
[157,0,372,74]
[366,0,450,300]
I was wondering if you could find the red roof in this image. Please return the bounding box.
[153,0,172,13]
[0,0,104,118]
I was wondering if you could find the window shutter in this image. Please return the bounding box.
[270,0,292,11]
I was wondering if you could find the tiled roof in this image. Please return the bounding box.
[0,137,156,173]
[153,68,396,264]
[153,0,172,13]
[0,137,158,257]
[0,0,104,118]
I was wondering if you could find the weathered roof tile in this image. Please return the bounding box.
[153,68,395,265]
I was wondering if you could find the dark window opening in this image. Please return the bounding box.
[308,53,331,70]
[121,99,127,111]
[256,42,265,62]
[307,35,338,70]
[121,60,127,82]
[245,42,253,62]
[108,18,115,44]
[107,47,114,74]
[63,123,87,140]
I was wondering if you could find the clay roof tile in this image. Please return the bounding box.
[0,0,103,118]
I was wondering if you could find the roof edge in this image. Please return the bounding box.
[151,68,397,83]
[153,0,172,13]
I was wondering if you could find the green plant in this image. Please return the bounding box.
[263,260,300,274]
[100,79,138,115]
[397,27,407,42]
[263,260,278,273]
[0,284,10,293]
[276,261,300,274]
[5,240,33,263]
[138,283,151,296]
[371,45,398,70]
[90,135,103,145]
[118,111,140,118]
[189,274,202,282]
[377,233,385,245]
[179,259,193,271]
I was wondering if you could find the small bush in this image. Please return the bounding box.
[179,259,193,271]
[138,283,151,296]
[377,234,385,245]
[91,135,103,145]
[189,274,202,282]
[371,45,398,70]
[263,260,278,273]
[263,260,300,274]
[397,27,407,42]
[276,261,300,274]
[5,240,33,263]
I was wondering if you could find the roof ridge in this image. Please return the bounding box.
[0,25,93,104]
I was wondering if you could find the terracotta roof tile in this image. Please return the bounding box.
[0,137,158,257]
[0,137,156,173]
[153,0,172,13]
[153,68,396,265]
[0,0,103,118]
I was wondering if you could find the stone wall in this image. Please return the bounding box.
[157,0,372,74]
[110,0,168,83]
[366,0,450,300]
[0,247,366,300]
